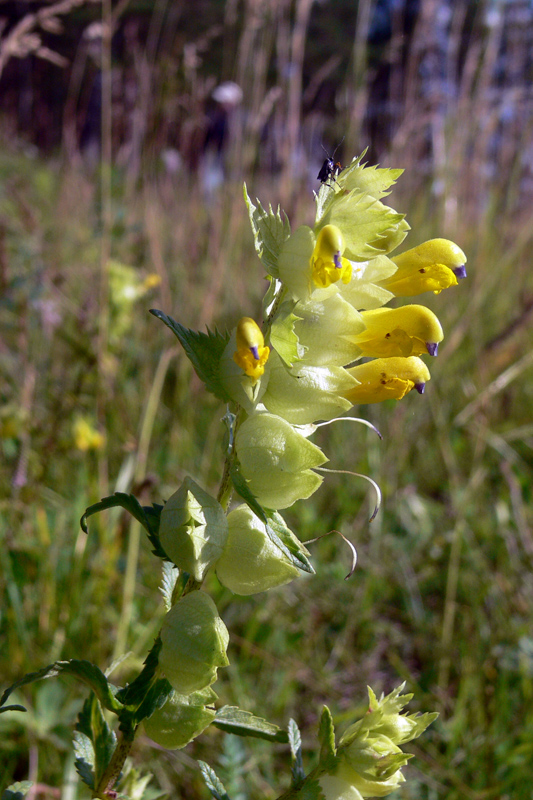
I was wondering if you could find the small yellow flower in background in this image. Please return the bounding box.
[380,238,467,296]
[142,273,162,290]
[311,224,352,288]
[344,356,431,404]
[233,317,270,383]
[73,417,105,451]
[355,304,443,358]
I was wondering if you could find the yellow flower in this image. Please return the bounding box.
[73,417,105,451]
[344,356,430,404]
[379,238,467,296]
[233,317,270,383]
[310,225,352,288]
[354,304,443,358]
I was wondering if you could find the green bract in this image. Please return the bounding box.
[159,477,228,582]
[143,686,217,750]
[159,591,229,695]
[262,351,356,425]
[235,411,327,509]
[293,293,365,367]
[216,505,300,595]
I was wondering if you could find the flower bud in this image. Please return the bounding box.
[216,505,300,594]
[344,356,431,404]
[233,317,270,383]
[235,411,327,509]
[355,305,443,358]
[159,591,229,695]
[380,238,467,296]
[159,477,228,582]
[143,686,217,749]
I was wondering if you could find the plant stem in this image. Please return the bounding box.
[95,725,137,798]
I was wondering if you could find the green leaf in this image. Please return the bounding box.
[270,301,302,367]
[229,461,269,525]
[319,190,406,261]
[73,730,95,789]
[124,678,173,727]
[213,706,288,743]
[116,639,162,708]
[115,637,174,727]
[160,561,179,611]
[266,512,314,575]
[318,706,337,765]
[81,493,167,560]
[0,660,121,716]
[340,161,404,200]
[243,184,291,278]
[288,718,305,784]
[2,783,33,800]
[0,704,27,714]
[150,309,231,402]
[75,694,117,788]
[198,761,232,800]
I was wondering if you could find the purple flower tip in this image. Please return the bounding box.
[250,345,260,360]
[415,382,426,395]
[453,264,467,279]
[334,252,342,269]
[426,342,439,357]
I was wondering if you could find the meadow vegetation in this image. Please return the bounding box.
[1,1,533,798]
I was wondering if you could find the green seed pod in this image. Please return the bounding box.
[216,505,300,595]
[235,412,327,509]
[159,477,228,581]
[143,686,217,750]
[159,591,229,695]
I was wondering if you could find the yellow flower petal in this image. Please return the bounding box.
[344,356,431,404]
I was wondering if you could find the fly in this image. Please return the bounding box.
[317,138,344,185]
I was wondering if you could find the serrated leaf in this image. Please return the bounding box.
[319,190,405,261]
[73,730,96,789]
[318,706,336,765]
[150,309,231,402]
[198,761,232,800]
[58,660,122,713]
[299,778,326,800]
[244,184,291,278]
[340,162,404,200]
[2,782,33,800]
[116,639,162,708]
[125,678,173,727]
[288,718,305,784]
[0,660,121,717]
[81,493,166,560]
[0,664,59,712]
[75,694,117,787]
[213,706,288,743]
[270,301,302,367]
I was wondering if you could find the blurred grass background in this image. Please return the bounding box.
[1,0,533,797]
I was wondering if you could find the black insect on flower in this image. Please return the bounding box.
[317,139,344,185]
